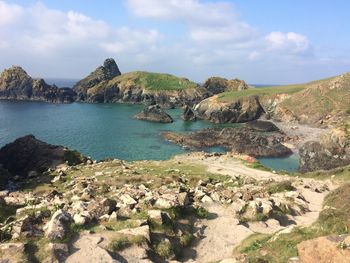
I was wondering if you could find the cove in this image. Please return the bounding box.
[0,101,299,172]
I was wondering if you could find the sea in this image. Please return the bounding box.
[0,79,299,172]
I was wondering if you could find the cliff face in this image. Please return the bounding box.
[73,58,121,101]
[0,66,76,103]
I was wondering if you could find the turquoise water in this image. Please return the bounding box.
[0,101,299,172]
[258,154,300,173]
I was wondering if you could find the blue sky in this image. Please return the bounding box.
[0,0,349,84]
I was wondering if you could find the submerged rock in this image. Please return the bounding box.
[134,105,173,123]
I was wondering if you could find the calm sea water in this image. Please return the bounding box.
[0,100,299,172]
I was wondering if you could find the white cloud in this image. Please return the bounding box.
[0,1,23,27]
[266,31,312,56]
[126,0,234,26]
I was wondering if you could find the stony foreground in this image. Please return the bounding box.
[2,146,346,262]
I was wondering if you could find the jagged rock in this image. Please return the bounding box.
[203,77,249,94]
[0,66,76,103]
[297,235,350,263]
[163,127,292,157]
[0,135,86,178]
[73,58,121,101]
[44,210,71,241]
[182,105,197,121]
[134,105,173,123]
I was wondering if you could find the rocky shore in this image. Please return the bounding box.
[0,136,340,263]
[162,122,292,158]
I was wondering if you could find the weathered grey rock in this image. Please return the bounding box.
[203,77,249,94]
[44,210,71,241]
[134,105,173,123]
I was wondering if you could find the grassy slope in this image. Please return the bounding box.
[217,76,337,102]
[90,71,197,92]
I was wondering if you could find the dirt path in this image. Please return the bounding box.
[176,152,334,263]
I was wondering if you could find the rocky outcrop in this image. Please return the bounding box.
[0,135,87,178]
[203,77,249,94]
[162,127,292,157]
[0,66,76,103]
[73,58,121,101]
[182,105,197,121]
[194,95,265,123]
[134,104,173,123]
[299,127,350,172]
[297,235,350,263]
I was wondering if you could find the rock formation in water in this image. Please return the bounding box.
[0,66,76,103]
[134,104,173,123]
[73,58,121,101]
[194,95,265,123]
[162,126,292,157]
[0,135,86,178]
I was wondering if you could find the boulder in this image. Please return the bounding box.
[134,105,173,123]
[246,120,280,132]
[0,243,26,262]
[297,235,350,263]
[44,210,71,241]
[117,225,150,242]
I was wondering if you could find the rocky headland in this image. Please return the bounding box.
[0,66,76,103]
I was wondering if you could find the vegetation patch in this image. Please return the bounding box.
[109,234,146,252]
[266,180,295,194]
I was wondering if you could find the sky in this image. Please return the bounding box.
[0,0,349,84]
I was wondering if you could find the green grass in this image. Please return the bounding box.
[235,183,350,263]
[108,235,146,252]
[110,71,198,91]
[155,240,174,259]
[266,181,295,194]
[218,84,306,102]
